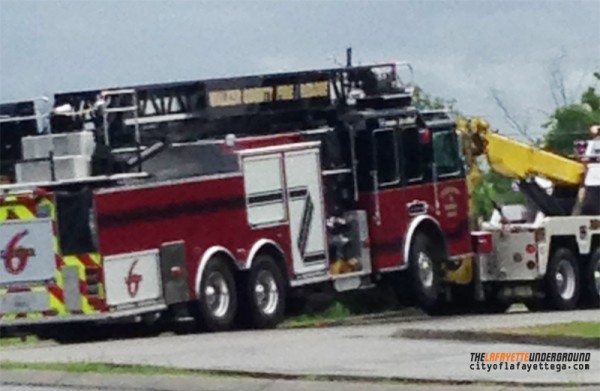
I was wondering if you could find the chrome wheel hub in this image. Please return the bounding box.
[204,271,230,318]
[254,270,278,315]
[417,252,434,289]
[555,260,576,300]
[594,262,600,294]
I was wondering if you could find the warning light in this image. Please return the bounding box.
[525,244,536,254]
[574,140,588,157]
[419,128,431,144]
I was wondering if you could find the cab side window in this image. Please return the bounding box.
[373,128,399,187]
[355,131,374,191]
[433,130,462,178]
[401,127,424,183]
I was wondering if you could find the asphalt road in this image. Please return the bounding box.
[2,309,599,386]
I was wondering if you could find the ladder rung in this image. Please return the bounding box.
[104,106,138,113]
[101,89,136,96]
[0,114,41,123]
[112,146,147,154]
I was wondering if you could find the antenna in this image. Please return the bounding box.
[346,47,352,67]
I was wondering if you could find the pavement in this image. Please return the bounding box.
[1,309,599,387]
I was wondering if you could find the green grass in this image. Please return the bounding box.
[0,335,39,347]
[282,302,351,328]
[0,361,216,377]
[499,321,600,339]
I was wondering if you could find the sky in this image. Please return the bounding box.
[1,0,599,139]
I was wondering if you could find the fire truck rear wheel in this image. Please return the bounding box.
[544,247,580,310]
[192,257,238,332]
[409,232,444,314]
[581,248,600,308]
[241,254,286,329]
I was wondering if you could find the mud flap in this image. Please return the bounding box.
[445,255,473,285]
[63,266,82,312]
[159,241,189,305]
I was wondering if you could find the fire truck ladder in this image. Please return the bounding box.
[52,63,413,145]
[100,89,143,171]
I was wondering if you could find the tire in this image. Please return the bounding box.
[544,247,580,310]
[241,254,286,329]
[191,257,237,332]
[408,232,445,314]
[581,248,600,308]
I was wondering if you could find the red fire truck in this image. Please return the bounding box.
[0,62,474,331]
[1,61,597,334]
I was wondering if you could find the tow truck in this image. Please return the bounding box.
[458,117,600,310]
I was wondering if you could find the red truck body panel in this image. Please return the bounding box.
[94,174,294,298]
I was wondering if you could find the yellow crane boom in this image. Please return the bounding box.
[457,117,586,192]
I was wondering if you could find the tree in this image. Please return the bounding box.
[543,73,600,154]
[490,88,536,144]
[412,85,451,111]
[471,171,526,221]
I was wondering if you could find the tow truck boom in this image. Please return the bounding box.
[456,117,599,217]
[457,117,585,187]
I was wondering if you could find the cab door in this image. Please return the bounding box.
[365,128,408,270]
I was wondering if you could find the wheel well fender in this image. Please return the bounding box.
[194,246,236,297]
[246,239,289,286]
[549,235,579,256]
[543,235,580,275]
[403,215,447,266]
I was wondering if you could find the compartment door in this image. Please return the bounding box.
[284,149,328,276]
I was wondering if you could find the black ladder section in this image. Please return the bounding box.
[51,64,411,148]
[2,63,413,181]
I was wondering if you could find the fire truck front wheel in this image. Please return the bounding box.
[240,254,286,329]
[191,257,238,332]
[409,232,444,314]
[544,247,580,310]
